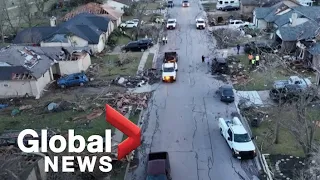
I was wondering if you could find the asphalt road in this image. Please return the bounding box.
[126,1,260,180]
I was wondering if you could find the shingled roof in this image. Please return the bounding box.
[278,21,318,41]
[13,27,59,44]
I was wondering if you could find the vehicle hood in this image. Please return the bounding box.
[233,141,255,152]
[167,23,175,25]
[196,22,205,25]
[273,80,289,88]
[162,72,176,77]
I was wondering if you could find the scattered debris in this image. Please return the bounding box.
[112,69,160,88]
[0,104,8,109]
[212,28,243,48]
[86,109,103,120]
[226,56,250,84]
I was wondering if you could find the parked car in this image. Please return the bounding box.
[138,38,154,47]
[212,58,229,74]
[182,0,189,7]
[121,41,149,52]
[146,152,172,180]
[217,85,235,103]
[120,21,138,28]
[57,73,89,88]
[269,84,302,102]
[228,19,252,29]
[221,5,239,11]
[167,0,174,7]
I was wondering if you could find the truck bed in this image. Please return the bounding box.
[164,52,178,63]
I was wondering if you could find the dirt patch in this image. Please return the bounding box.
[268,154,306,179]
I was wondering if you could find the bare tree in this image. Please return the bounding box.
[34,0,48,17]
[18,0,34,28]
[131,1,150,40]
[296,146,320,180]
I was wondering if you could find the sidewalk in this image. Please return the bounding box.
[234,90,274,107]
[136,44,159,74]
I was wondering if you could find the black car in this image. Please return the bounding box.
[221,6,239,11]
[121,41,149,52]
[244,42,275,54]
[269,84,302,102]
[217,85,235,103]
[137,38,154,47]
[167,0,174,7]
[212,58,229,74]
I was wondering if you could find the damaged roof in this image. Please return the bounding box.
[63,3,122,21]
[13,27,59,44]
[240,0,261,6]
[278,21,318,41]
[254,7,275,19]
[307,43,320,55]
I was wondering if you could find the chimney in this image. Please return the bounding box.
[50,16,57,27]
[289,12,298,26]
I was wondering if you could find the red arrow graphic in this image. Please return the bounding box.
[105,105,141,160]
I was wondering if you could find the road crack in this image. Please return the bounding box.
[230,158,246,180]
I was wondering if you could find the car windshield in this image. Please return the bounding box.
[197,20,204,23]
[163,67,175,72]
[168,20,175,23]
[222,89,233,96]
[168,0,173,2]
[234,133,251,143]
[183,0,188,2]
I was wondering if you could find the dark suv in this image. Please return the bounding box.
[122,41,149,52]
[138,38,154,47]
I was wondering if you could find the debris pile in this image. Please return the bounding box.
[113,69,160,88]
[212,28,243,48]
[226,56,250,84]
[113,92,150,114]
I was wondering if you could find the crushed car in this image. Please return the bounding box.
[57,73,89,88]
[211,58,229,74]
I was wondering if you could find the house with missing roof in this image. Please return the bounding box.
[13,13,112,53]
[0,46,91,98]
[106,0,131,13]
[62,3,123,28]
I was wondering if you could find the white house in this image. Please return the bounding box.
[0,46,92,99]
[106,0,130,13]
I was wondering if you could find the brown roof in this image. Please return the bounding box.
[63,3,122,21]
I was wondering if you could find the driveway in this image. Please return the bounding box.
[126,1,259,180]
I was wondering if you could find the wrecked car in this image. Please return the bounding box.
[273,76,312,90]
[146,152,172,180]
[269,84,303,102]
[57,73,89,88]
[243,42,275,54]
[212,58,229,74]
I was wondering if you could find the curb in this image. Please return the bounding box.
[123,109,144,180]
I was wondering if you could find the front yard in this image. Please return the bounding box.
[230,55,315,91]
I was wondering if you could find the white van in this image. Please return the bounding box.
[216,0,240,10]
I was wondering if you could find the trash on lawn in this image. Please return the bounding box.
[0,104,8,109]
[19,105,32,111]
[11,109,20,117]
[47,101,74,112]
[86,109,104,120]
[47,102,58,111]
[226,56,250,84]
[112,69,160,88]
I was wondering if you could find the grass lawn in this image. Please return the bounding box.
[251,106,320,157]
[117,36,131,46]
[92,53,143,79]
[122,110,141,141]
[232,55,293,91]
[202,3,216,12]
[146,2,162,10]
[145,53,154,69]
[0,108,112,139]
[111,162,128,180]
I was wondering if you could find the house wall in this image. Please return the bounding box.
[312,55,320,70]
[58,53,92,75]
[0,70,51,98]
[240,5,256,14]
[108,21,115,37]
[106,1,128,13]
[40,36,89,48]
[89,34,106,53]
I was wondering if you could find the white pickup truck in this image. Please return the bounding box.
[166,19,177,29]
[161,62,178,82]
[228,19,253,29]
[219,117,256,159]
[196,18,206,29]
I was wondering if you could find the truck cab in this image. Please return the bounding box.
[196,18,206,29]
[161,63,178,82]
[273,76,312,89]
[146,152,172,180]
[166,19,177,29]
[219,117,256,159]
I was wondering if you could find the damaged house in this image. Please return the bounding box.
[0,46,91,98]
[13,13,112,53]
[63,2,123,27]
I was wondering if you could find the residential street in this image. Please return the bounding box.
[127,1,259,180]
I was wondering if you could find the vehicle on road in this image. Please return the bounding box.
[121,41,149,52]
[273,76,312,90]
[167,0,174,7]
[196,18,206,29]
[146,152,172,180]
[216,0,240,10]
[228,19,253,29]
[57,73,89,88]
[211,58,229,74]
[164,52,178,62]
[120,20,138,28]
[161,54,178,82]
[219,117,256,159]
[217,85,235,103]
[182,0,190,7]
[166,19,177,29]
